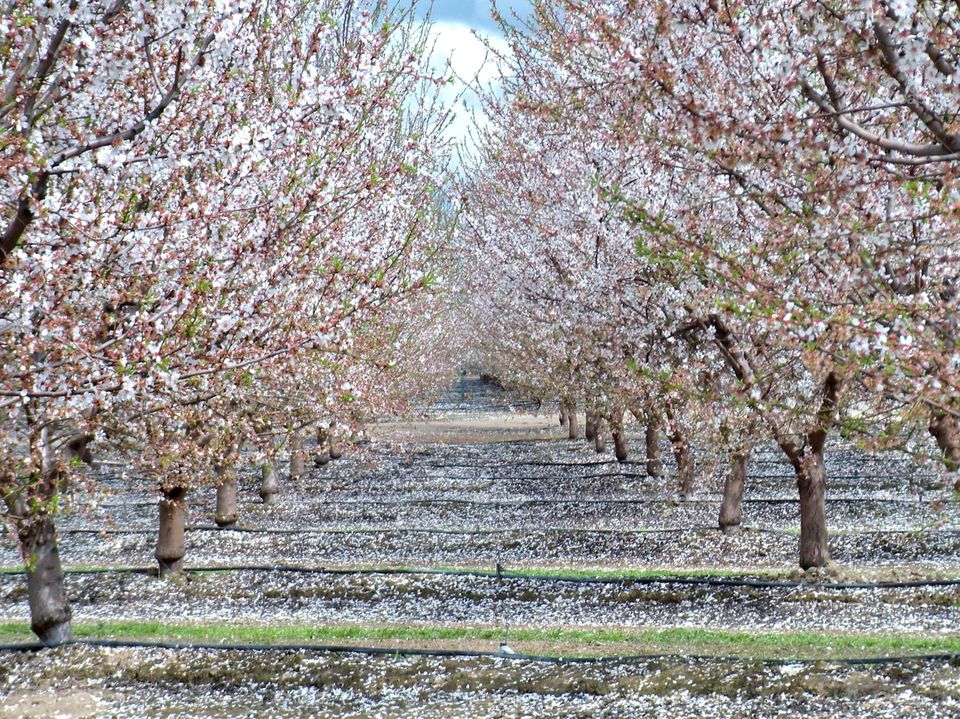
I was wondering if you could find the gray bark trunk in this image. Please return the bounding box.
[259,463,279,505]
[289,435,306,479]
[719,450,748,534]
[215,467,238,528]
[18,513,72,643]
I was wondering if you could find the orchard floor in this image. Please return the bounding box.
[2,376,960,718]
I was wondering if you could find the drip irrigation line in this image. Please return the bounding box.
[6,562,960,590]
[0,637,957,667]
[82,496,958,513]
[50,524,960,538]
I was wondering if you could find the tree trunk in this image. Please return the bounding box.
[567,404,580,439]
[259,463,279,505]
[645,418,662,478]
[666,405,694,499]
[215,466,238,528]
[329,434,343,460]
[17,513,72,643]
[156,487,187,578]
[611,409,628,462]
[719,450,748,534]
[585,412,597,441]
[289,435,306,479]
[797,449,831,569]
[594,419,607,453]
[559,406,568,429]
[930,412,960,491]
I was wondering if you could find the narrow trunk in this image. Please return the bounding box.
[567,404,580,439]
[289,435,306,479]
[584,413,597,441]
[719,450,748,534]
[215,466,238,528]
[796,448,830,569]
[594,419,607,453]
[930,413,960,491]
[645,418,662,478]
[259,463,279,505]
[156,487,187,577]
[559,406,568,429]
[666,406,694,499]
[18,513,72,643]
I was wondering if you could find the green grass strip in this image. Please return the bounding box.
[1,621,959,660]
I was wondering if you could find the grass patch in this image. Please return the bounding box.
[1,620,959,660]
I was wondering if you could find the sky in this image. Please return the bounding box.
[402,1,535,153]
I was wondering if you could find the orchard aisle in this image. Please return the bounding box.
[1,377,960,718]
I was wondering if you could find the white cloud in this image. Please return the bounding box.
[424,20,510,156]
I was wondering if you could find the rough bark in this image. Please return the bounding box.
[214,467,238,528]
[645,417,663,478]
[259,463,279,505]
[156,486,187,577]
[929,412,960,491]
[584,412,597,441]
[719,450,748,534]
[796,448,831,569]
[289,435,306,479]
[329,434,343,461]
[567,404,580,440]
[665,406,694,498]
[611,409,628,462]
[17,513,72,643]
[594,419,607,453]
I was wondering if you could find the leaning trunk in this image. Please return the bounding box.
[645,418,662,478]
[796,449,830,569]
[719,450,748,534]
[215,466,238,528]
[156,487,187,577]
[18,513,72,644]
[259,463,279,505]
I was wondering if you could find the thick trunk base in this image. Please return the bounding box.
[585,413,597,441]
[567,406,580,440]
[157,488,187,578]
[613,431,628,462]
[797,450,830,569]
[594,425,606,453]
[19,514,72,644]
[260,464,279,505]
[719,451,747,532]
[215,476,238,527]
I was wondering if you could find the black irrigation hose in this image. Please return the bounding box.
[0,637,957,667]
[89,496,957,512]
[50,524,960,537]
[6,562,960,590]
